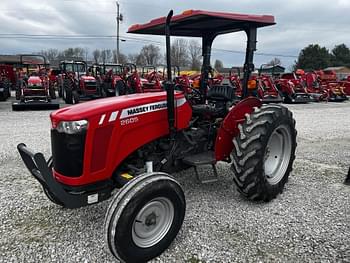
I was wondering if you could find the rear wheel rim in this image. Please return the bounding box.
[263,125,292,185]
[132,197,174,248]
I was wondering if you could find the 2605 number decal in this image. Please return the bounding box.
[120,117,139,126]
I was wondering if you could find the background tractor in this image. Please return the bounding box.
[255,64,283,103]
[57,60,101,104]
[95,63,124,96]
[275,72,313,103]
[12,55,58,110]
[17,9,297,263]
[315,70,348,102]
[304,71,329,101]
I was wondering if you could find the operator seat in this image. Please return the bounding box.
[191,79,236,118]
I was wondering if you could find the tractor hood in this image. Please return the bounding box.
[28,76,42,85]
[50,91,186,123]
[81,75,96,81]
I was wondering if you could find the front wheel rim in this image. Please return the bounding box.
[263,125,292,185]
[132,197,174,248]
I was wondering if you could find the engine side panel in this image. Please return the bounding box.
[53,93,192,186]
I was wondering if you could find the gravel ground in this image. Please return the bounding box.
[0,95,349,263]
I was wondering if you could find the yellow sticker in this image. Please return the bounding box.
[120,173,133,180]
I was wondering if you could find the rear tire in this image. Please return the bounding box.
[15,82,22,100]
[104,172,185,262]
[49,84,56,99]
[64,79,73,104]
[231,105,297,201]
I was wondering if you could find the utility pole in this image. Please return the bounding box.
[116,1,123,64]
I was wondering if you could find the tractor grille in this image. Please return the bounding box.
[84,81,97,91]
[51,129,86,177]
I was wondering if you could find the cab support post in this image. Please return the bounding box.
[242,27,257,98]
[200,34,216,103]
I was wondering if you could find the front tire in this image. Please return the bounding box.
[104,172,185,263]
[231,105,297,201]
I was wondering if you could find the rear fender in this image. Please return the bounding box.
[215,97,262,161]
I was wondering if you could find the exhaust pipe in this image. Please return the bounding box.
[164,10,176,139]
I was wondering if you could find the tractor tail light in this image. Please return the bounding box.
[248,80,257,90]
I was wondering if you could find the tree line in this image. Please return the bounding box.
[38,39,202,70]
[294,43,350,71]
[38,42,350,72]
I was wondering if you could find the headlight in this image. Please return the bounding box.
[56,120,88,134]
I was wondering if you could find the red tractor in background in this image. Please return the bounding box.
[340,75,350,96]
[140,65,164,92]
[95,63,124,96]
[17,10,297,262]
[48,68,62,94]
[57,60,101,104]
[303,71,329,101]
[275,72,313,103]
[315,70,348,102]
[228,67,243,99]
[254,64,283,103]
[255,74,283,103]
[12,55,58,110]
[224,66,282,103]
[0,65,13,101]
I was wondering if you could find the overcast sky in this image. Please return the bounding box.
[1,0,349,69]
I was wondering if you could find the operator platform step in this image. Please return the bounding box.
[183,151,218,184]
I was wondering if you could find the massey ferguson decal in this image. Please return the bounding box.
[120,100,168,119]
[120,98,186,119]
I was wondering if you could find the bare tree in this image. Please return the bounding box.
[113,50,127,64]
[267,57,281,66]
[83,47,89,61]
[93,49,101,64]
[214,59,224,71]
[73,47,85,58]
[38,49,59,62]
[171,39,189,67]
[128,53,146,65]
[188,40,201,70]
[101,49,113,63]
[138,44,161,65]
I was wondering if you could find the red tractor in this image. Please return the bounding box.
[255,64,283,103]
[315,70,348,102]
[96,63,125,96]
[48,68,62,95]
[340,75,350,96]
[140,65,164,92]
[57,60,101,104]
[17,10,297,262]
[12,55,58,110]
[275,72,313,103]
[303,71,329,101]
[225,66,282,103]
